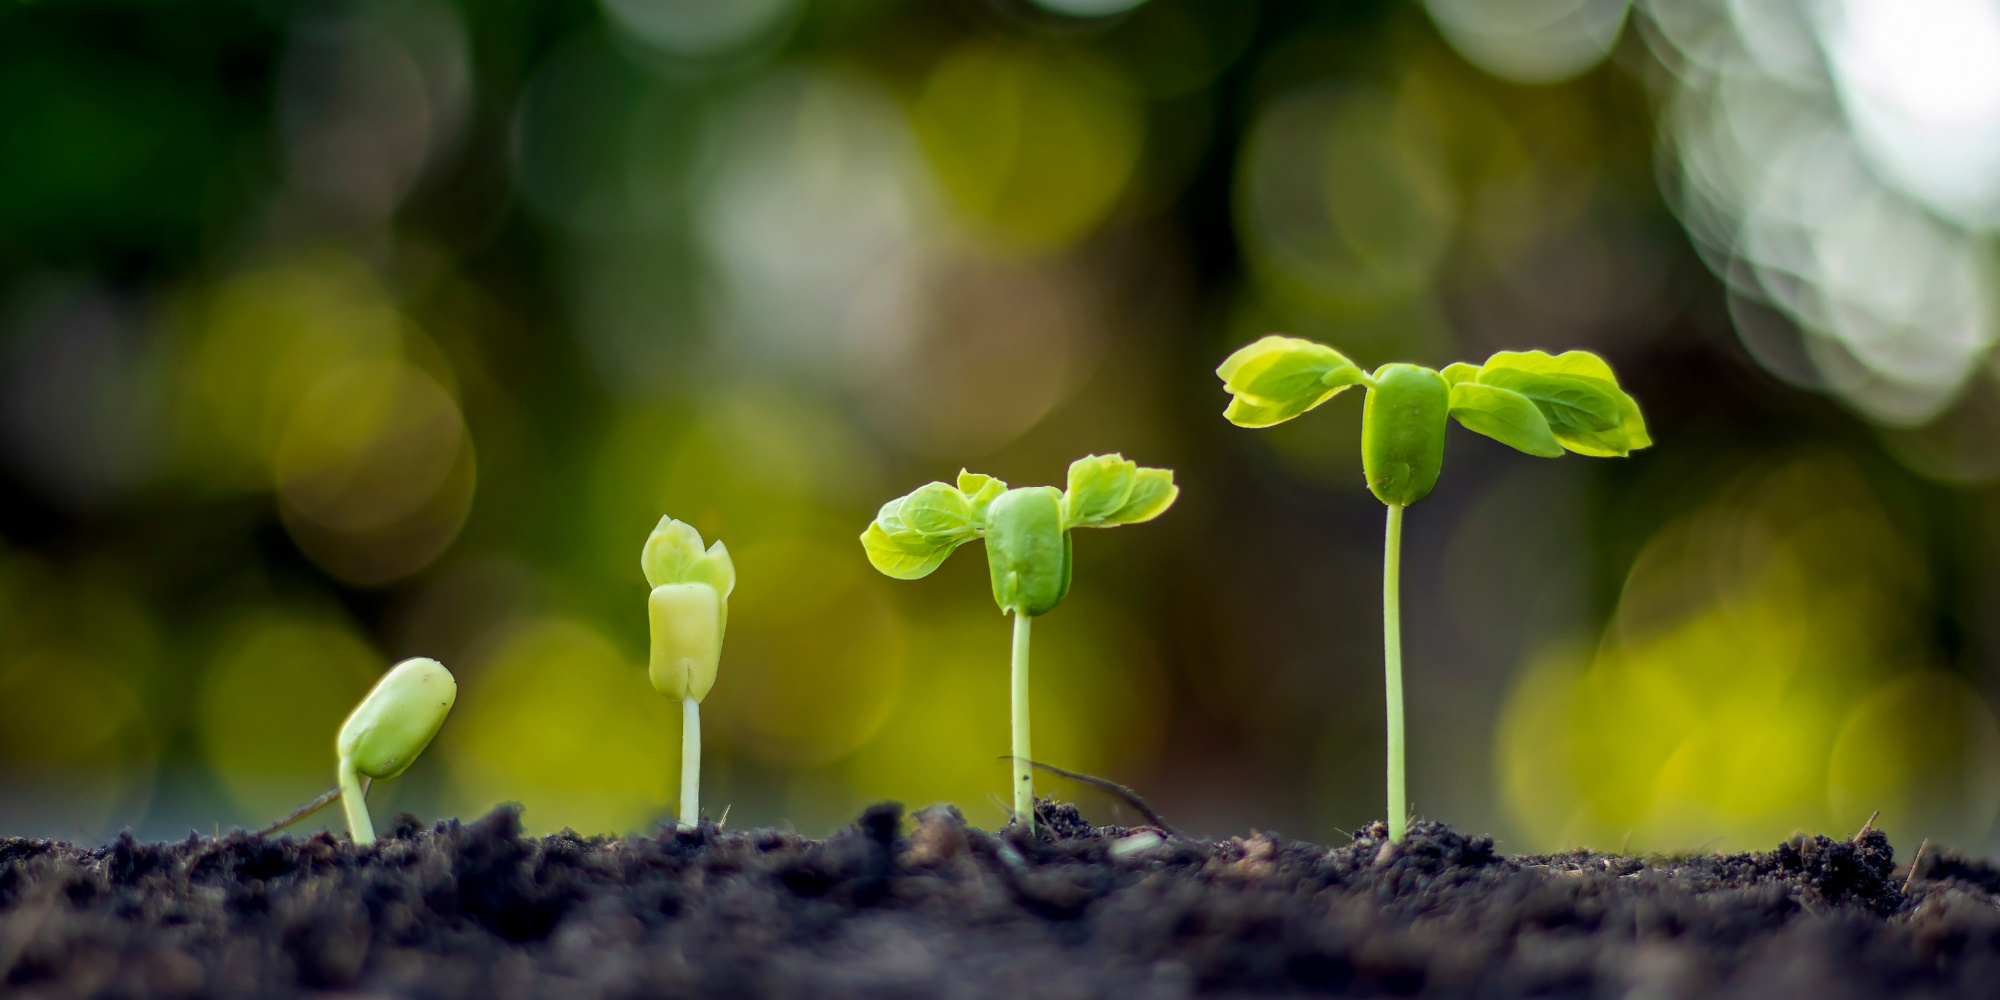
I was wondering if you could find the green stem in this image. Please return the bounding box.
[1011,610,1034,833]
[338,756,374,846]
[1383,503,1407,843]
[680,698,701,830]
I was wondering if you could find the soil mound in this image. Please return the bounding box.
[2,801,1995,998]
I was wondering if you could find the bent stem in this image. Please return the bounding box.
[1383,503,1407,843]
[338,756,374,846]
[680,698,701,830]
[1011,611,1034,833]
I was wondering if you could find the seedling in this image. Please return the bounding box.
[1216,337,1649,842]
[642,516,734,830]
[336,656,457,845]
[862,454,1177,833]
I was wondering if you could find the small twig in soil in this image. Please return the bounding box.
[1000,757,1179,836]
[717,805,731,829]
[1854,810,1880,843]
[256,780,368,837]
[1904,838,1930,895]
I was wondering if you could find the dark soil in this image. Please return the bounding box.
[4,799,1999,999]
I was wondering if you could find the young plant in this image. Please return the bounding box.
[642,516,734,830]
[862,454,1177,833]
[1216,337,1649,842]
[337,656,457,845]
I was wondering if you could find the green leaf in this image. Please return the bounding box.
[642,517,709,588]
[1062,454,1134,525]
[898,482,977,540]
[1215,335,1369,428]
[1062,453,1180,528]
[1474,349,1650,457]
[861,521,957,580]
[1110,467,1178,525]
[861,482,984,580]
[686,539,736,599]
[1448,383,1564,458]
[1441,362,1480,386]
[956,470,1007,517]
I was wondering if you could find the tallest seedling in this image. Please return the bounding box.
[862,454,1177,833]
[1217,337,1649,842]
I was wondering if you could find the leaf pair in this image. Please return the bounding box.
[1216,336,1651,460]
[1441,350,1650,458]
[861,454,1179,615]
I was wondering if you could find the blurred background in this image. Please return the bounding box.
[3,0,1999,858]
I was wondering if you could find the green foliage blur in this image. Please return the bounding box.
[4,0,1999,859]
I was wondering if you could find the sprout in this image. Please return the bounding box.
[336,656,456,845]
[1217,338,1650,842]
[862,454,1177,833]
[642,516,734,830]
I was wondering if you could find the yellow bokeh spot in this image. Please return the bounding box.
[444,619,677,835]
[1829,672,2000,849]
[707,537,907,767]
[1496,456,1933,852]
[275,360,477,586]
[276,361,467,534]
[175,253,406,486]
[198,609,383,825]
[914,43,1144,251]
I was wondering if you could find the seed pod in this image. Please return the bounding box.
[1362,364,1449,507]
[649,582,725,702]
[984,486,1070,616]
[338,657,457,781]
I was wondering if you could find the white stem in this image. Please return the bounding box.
[680,698,701,829]
[339,756,374,846]
[1384,503,1407,843]
[1011,611,1034,833]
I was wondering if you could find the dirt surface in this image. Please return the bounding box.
[3,799,1999,999]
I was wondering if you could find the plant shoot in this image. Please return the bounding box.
[862,454,1177,832]
[643,516,734,830]
[1217,337,1650,842]
[337,656,457,845]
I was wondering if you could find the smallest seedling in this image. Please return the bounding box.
[337,656,457,846]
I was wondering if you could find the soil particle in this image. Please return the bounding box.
[2,801,1996,998]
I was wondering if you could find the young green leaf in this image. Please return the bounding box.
[1062,454,1181,529]
[1361,364,1450,506]
[1474,350,1651,457]
[860,482,985,580]
[1216,335,1371,428]
[1448,382,1565,457]
[984,486,1069,616]
[956,470,1008,515]
[1440,362,1481,386]
[642,517,708,589]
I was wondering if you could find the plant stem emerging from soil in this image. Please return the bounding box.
[1384,503,1407,843]
[338,756,373,846]
[681,698,701,830]
[1012,611,1034,834]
